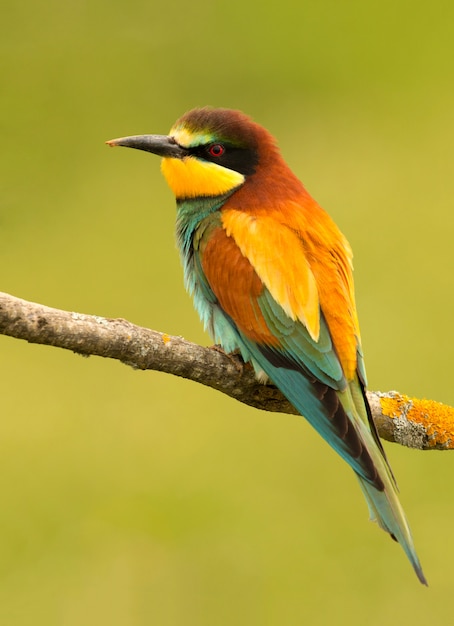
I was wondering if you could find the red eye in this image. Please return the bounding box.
[208,143,225,157]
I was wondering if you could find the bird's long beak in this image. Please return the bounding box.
[106,134,188,159]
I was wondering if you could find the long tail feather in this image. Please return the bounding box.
[357,477,427,585]
[240,337,427,584]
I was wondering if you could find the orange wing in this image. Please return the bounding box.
[219,199,360,380]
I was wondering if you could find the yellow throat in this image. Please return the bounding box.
[160,127,245,199]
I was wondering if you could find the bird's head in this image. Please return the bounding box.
[107,107,280,200]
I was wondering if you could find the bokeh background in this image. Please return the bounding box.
[1,1,453,624]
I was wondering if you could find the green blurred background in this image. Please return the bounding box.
[1,0,453,624]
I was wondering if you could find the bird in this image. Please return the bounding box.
[107,107,427,584]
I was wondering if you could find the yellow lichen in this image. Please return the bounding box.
[380,392,454,449]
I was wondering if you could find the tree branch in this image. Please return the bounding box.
[1,291,452,450]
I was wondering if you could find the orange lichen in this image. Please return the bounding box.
[380,392,454,449]
[162,333,171,345]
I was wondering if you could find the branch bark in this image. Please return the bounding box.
[0,291,452,450]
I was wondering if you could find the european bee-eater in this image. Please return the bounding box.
[108,107,426,584]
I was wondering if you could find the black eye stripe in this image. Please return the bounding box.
[188,142,258,176]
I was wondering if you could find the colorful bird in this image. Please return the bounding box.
[107,107,427,584]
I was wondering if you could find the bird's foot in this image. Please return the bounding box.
[210,345,245,373]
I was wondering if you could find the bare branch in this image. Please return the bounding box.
[1,291,453,450]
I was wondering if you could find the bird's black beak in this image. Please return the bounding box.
[106,134,188,159]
